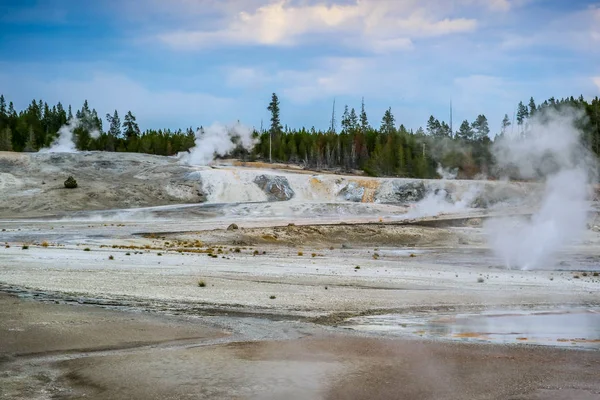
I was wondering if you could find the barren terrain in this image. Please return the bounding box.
[1,151,599,399]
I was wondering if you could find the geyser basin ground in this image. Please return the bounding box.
[1,152,600,399]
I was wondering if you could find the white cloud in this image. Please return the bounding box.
[158,1,477,52]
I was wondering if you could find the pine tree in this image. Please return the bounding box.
[0,126,12,151]
[440,121,451,137]
[516,101,528,129]
[267,93,282,136]
[122,111,140,140]
[0,95,6,117]
[456,120,474,140]
[341,105,350,133]
[528,97,536,116]
[426,116,442,136]
[471,114,490,140]
[23,126,36,152]
[380,108,395,135]
[67,105,73,120]
[106,110,121,137]
[501,114,511,136]
[349,108,358,131]
[360,97,369,132]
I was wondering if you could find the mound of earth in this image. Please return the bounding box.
[0,151,206,218]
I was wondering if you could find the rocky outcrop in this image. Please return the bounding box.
[253,175,295,201]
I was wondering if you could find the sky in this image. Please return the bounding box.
[0,0,599,134]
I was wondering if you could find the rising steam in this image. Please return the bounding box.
[179,122,255,166]
[40,117,100,153]
[485,107,596,270]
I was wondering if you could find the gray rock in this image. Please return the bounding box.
[388,180,427,203]
[339,182,364,202]
[253,175,295,201]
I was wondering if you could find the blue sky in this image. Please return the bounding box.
[1,0,599,134]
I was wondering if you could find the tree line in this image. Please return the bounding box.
[0,93,599,179]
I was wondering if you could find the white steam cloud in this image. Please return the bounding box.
[485,107,596,270]
[39,117,100,153]
[179,122,255,166]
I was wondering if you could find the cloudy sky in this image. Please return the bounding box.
[1,0,599,134]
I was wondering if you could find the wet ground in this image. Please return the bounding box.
[347,308,600,349]
[2,293,600,400]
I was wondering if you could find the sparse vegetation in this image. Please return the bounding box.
[108,255,114,260]
[41,241,49,247]
[22,245,29,250]
[311,253,317,257]
[157,252,162,256]
[234,248,241,253]
[298,251,303,256]
[477,277,485,283]
[125,252,131,255]
[64,176,78,189]
[410,253,417,258]
[269,295,276,299]
[582,272,588,277]
[227,223,239,231]
[253,250,259,256]
[355,266,360,270]
[83,248,90,251]
[372,253,379,260]
[593,272,599,277]
[198,280,206,287]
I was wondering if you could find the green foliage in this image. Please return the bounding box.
[0,93,599,180]
[0,126,12,151]
[64,176,78,189]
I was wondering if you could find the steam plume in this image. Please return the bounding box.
[180,122,255,166]
[485,107,596,270]
[40,117,100,153]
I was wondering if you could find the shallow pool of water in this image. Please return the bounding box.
[347,308,600,349]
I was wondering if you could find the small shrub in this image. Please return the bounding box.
[269,295,276,299]
[83,248,91,251]
[311,253,317,258]
[298,251,303,256]
[227,223,239,231]
[573,275,580,279]
[125,252,131,256]
[1,228,5,232]
[593,272,599,277]
[477,277,485,283]
[5,245,9,248]
[329,246,334,250]
[211,254,218,258]
[22,245,29,250]
[372,253,379,260]
[582,272,588,277]
[41,241,49,247]
[234,248,241,253]
[198,280,206,287]
[410,253,417,258]
[108,255,114,260]
[64,176,78,189]
[355,266,360,270]
[157,253,163,256]
[253,250,259,256]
